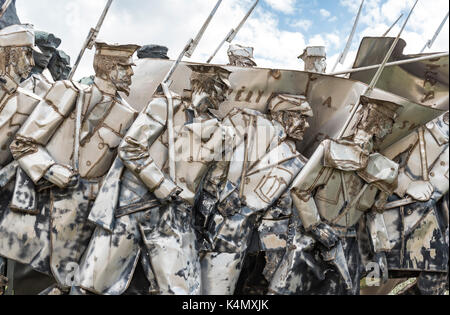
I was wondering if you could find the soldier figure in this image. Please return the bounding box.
[0,24,44,293]
[270,96,401,295]
[198,94,313,295]
[75,64,233,295]
[299,46,327,73]
[227,44,257,67]
[366,111,449,295]
[0,42,140,294]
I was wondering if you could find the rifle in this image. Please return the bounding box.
[0,0,12,20]
[420,11,449,53]
[160,0,223,181]
[331,0,365,72]
[325,1,419,288]
[68,0,114,80]
[70,0,113,172]
[207,0,259,64]
[337,0,419,140]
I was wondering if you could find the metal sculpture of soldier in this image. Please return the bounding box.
[198,94,313,295]
[270,96,401,295]
[366,111,449,295]
[75,64,233,295]
[0,42,140,294]
[0,24,45,293]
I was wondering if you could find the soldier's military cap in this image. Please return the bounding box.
[137,44,169,59]
[188,64,232,89]
[268,94,313,117]
[228,44,254,59]
[360,95,402,119]
[94,42,141,66]
[35,31,61,50]
[0,24,42,53]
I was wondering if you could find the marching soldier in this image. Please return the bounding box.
[0,24,46,293]
[366,112,449,295]
[75,64,233,295]
[270,96,402,295]
[0,41,140,294]
[198,94,313,295]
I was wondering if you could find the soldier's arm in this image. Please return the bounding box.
[10,81,78,188]
[291,143,327,230]
[118,97,179,201]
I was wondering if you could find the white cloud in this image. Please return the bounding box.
[264,0,296,14]
[16,0,307,79]
[320,8,331,18]
[328,16,338,22]
[291,19,313,31]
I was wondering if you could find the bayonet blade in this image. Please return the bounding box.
[332,0,365,72]
[421,11,449,53]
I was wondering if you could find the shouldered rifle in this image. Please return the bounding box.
[70,0,113,172]
[68,0,114,80]
[337,0,419,140]
[0,0,12,19]
[421,11,449,53]
[159,0,223,181]
[207,0,259,64]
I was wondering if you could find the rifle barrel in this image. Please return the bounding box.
[329,52,448,76]
[0,0,12,19]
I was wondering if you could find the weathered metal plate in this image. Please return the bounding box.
[126,59,447,158]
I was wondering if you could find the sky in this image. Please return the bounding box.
[15,0,450,80]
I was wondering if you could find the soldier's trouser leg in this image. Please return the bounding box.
[0,181,54,294]
[49,179,99,290]
[201,209,260,295]
[416,272,448,295]
[140,201,201,295]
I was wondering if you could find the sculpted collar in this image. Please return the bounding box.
[94,77,117,96]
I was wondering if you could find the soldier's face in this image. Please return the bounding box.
[33,46,54,69]
[15,47,35,79]
[110,64,134,95]
[273,111,310,141]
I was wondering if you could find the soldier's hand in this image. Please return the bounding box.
[406,181,434,202]
[44,164,79,189]
[309,223,340,249]
[217,190,241,217]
